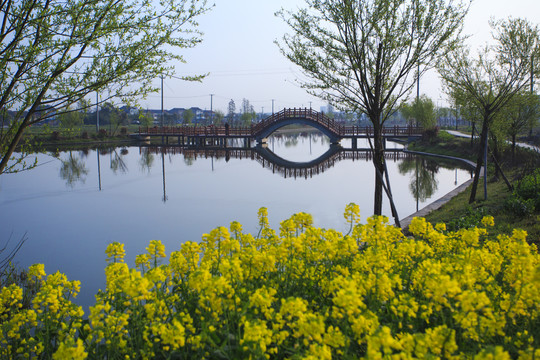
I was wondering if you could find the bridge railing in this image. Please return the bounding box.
[251,107,342,137]
[138,112,424,138]
[138,125,254,137]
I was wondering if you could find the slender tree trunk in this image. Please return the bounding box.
[469,119,489,203]
[491,134,500,179]
[373,124,384,215]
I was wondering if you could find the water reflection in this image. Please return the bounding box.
[141,144,415,181]
[59,151,89,187]
[139,149,154,173]
[110,148,129,174]
[398,157,438,205]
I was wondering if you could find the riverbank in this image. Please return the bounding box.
[406,131,540,246]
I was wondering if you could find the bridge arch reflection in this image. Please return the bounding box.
[140,145,414,180]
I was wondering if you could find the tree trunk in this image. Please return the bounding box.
[491,134,500,179]
[372,124,384,215]
[469,119,489,203]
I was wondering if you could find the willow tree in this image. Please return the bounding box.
[0,0,211,174]
[277,0,469,216]
[439,18,540,203]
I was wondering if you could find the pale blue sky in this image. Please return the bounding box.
[142,0,540,113]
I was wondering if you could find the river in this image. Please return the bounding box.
[0,132,472,309]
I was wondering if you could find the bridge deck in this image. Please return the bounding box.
[136,108,423,140]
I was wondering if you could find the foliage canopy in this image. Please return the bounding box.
[0,0,211,174]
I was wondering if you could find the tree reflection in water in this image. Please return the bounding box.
[139,149,154,173]
[398,157,439,203]
[110,148,129,174]
[59,151,89,187]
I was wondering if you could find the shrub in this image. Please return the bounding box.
[504,196,535,217]
[422,126,439,142]
[1,207,539,359]
[437,130,455,142]
[445,205,488,231]
[515,169,540,210]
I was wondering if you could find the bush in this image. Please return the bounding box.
[422,126,439,142]
[437,130,455,142]
[1,207,539,359]
[504,196,535,217]
[445,205,488,231]
[515,169,540,210]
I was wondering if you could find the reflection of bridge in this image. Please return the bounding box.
[141,145,415,179]
[135,108,423,147]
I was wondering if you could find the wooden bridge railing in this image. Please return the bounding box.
[138,108,424,138]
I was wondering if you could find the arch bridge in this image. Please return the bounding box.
[135,108,423,146]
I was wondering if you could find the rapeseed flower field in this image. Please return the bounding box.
[1,204,539,359]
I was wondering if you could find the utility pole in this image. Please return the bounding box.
[272,99,275,115]
[416,63,420,100]
[531,55,534,94]
[96,92,100,132]
[210,94,214,124]
[161,76,164,127]
[309,101,312,110]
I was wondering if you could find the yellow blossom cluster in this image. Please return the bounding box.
[1,207,540,359]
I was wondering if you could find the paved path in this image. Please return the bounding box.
[445,130,539,152]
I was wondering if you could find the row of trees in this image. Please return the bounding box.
[277,0,540,215]
[401,92,539,148]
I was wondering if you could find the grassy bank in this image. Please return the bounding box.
[409,131,540,246]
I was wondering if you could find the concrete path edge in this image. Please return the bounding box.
[399,149,480,230]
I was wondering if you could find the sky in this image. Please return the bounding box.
[141,0,540,113]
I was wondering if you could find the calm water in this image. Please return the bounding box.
[0,132,471,309]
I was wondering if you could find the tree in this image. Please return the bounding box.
[438,18,540,203]
[139,111,154,128]
[240,98,256,126]
[401,95,437,129]
[183,109,194,125]
[277,0,469,216]
[0,0,211,174]
[58,108,83,136]
[227,99,236,125]
[213,110,225,125]
[499,91,540,160]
